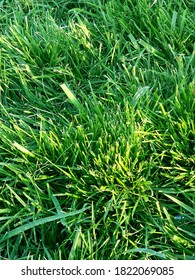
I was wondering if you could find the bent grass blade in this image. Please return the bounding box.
[0,206,89,243]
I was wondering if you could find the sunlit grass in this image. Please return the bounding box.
[0,0,194,260]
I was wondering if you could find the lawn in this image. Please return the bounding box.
[0,0,194,260]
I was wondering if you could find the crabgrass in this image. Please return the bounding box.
[0,0,194,260]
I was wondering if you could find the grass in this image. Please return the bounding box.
[0,0,194,260]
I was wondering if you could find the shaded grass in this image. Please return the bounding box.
[0,0,194,259]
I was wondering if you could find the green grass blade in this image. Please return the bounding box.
[60,83,85,113]
[0,206,89,243]
[125,248,167,259]
[164,194,195,216]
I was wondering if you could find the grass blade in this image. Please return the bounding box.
[164,194,195,217]
[131,86,150,107]
[60,83,85,113]
[125,248,167,259]
[0,206,89,243]
[12,141,35,157]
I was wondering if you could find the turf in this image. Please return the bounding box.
[0,0,194,260]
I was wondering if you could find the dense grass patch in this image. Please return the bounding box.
[0,0,194,259]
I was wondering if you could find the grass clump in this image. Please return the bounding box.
[0,0,194,260]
